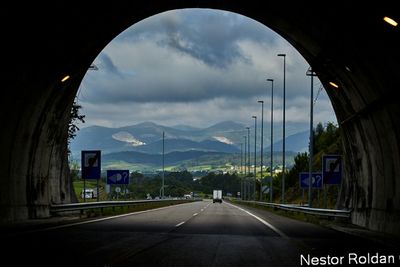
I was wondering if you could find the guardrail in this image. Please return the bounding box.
[233,200,351,218]
[50,198,200,213]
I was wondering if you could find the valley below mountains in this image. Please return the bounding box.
[70,121,308,171]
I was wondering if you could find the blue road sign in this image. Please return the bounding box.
[81,150,101,179]
[299,172,323,189]
[322,155,342,185]
[107,170,130,185]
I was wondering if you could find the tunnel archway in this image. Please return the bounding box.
[1,2,399,235]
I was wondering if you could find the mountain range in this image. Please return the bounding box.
[70,121,308,154]
[70,121,310,165]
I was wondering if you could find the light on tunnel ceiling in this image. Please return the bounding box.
[61,75,70,82]
[383,16,398,27]
[329,81,339,88]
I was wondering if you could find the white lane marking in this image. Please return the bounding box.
[225,202,289,239]
[193,213,198,216]
[175,221,185,227]
[32,202,196,233]
[201,209,204,212]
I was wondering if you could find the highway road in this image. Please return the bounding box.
[3,200,397,267]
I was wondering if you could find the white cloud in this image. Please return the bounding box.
[77,9,337,130]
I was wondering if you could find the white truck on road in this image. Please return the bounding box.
[213,190,222,203]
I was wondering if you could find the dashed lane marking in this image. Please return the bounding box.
[175,221,185,227]
[30,202,197,233]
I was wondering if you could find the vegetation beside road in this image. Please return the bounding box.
[70,121,342,209]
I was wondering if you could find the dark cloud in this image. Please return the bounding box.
[117,9,273,69]
[98,53,122,76]
[82,68,264,104]
[159,11,250,68]
[79,9,337,128]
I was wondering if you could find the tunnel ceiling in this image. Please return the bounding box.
[3,2,399,95]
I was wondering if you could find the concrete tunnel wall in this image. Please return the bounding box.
[0,2,399,235]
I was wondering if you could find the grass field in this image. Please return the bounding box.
[102,160,237,173]
[102,161,157,172]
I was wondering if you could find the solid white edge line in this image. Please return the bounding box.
[175,221,185,227]
[33,202,196,233]
[193,213,198,216]
[225,202,289,239]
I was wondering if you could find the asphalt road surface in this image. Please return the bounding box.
[3,200,398,267]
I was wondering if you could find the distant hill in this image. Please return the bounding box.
[265,130,309,153]
[70,121,309,159]
[70,121,245,157]
[131,138,239,154]
[103,150,228,166]
[200,121,245,134]
[69,125,126,154]
[171,124,200,131]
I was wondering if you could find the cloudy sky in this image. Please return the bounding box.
[77,8,336,130]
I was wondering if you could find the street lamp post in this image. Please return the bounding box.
[252,116,257,201]
[306,67,317,207]
[244,135,247,200]
[277,53,286,204]
[240,142,243,174]
[258,101,264,201]
[240,142,243,199]
[162,131,165,199]
[267,78,274,203]
[246,127,250,176]
[246,127,250,200]
[244,136,247,176]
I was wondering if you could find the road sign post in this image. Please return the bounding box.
[107,170,129,200]
[322,155,342,185]
[81,150,101,179]
[107,170,129,185]
[81,150,101,202]
[322,155,342,208]
[299,172,323,189]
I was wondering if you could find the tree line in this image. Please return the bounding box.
[273,121,342,206]
[128,171,241,199]
[69,121,341,203]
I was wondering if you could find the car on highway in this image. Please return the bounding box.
[80,188,97,199]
